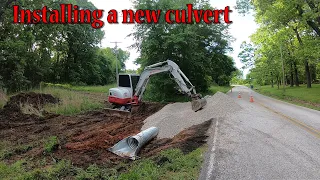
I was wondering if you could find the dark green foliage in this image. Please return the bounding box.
[0,0,129,93]
[236,0,320,88]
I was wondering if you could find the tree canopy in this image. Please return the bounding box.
[236,0,320,88]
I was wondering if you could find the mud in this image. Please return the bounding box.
[0,93,212,168]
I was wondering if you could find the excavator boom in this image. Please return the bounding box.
[132,60,207,111]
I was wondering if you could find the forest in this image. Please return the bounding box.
[0,0,129,93]
[236,0,320,88]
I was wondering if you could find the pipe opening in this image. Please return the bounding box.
[127,137,139,149]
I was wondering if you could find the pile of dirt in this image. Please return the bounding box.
[4,92,59,110]
[142,92,242,138]
[0,92,60,122]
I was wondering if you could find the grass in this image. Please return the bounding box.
[208,85,233,94]
[255,84,320,110]
[44,136,59,153]
[117,148,206,180]
[0,147,206,180]
[34,87,105,115]
[69,84,116,93]
[42,82,116,93]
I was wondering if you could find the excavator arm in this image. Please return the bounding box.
[132,60,206,112]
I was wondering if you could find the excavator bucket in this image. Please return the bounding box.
[191,98,207,112]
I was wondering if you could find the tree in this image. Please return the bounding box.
[130,0,236,100]
[238,41,256,69]
[236,0,320,88]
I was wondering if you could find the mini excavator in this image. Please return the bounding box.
[107,60,207,114]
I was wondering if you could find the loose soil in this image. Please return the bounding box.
[0,92,212,168]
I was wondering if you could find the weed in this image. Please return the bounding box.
[14,144,33,154]
[0,150,13,160]
[0,141,13,160]
[44,136,59,153]
[76,164,117,180]
[0,159,74,180]
[0,160,27,179]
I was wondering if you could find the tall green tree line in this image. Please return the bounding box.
[237,0,320,88]
[131,0,236,100]
[0,0,129,92]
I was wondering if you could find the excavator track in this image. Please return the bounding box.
[103,107,132,118]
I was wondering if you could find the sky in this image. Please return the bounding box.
[89,0,259,76]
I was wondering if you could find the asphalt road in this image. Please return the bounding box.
[199,86,320,180]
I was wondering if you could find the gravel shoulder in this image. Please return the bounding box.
[141,92,242,139]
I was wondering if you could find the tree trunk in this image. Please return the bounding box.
[286,75,290,86]
[305,60,312,88]
[294,61,299,87]
[293,27,312,88]
[290,62,294,87]
[277,76,280,89]
[271,72,274,88]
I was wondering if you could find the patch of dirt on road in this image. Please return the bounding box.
[0,94,212,169]
[141,119,213,156]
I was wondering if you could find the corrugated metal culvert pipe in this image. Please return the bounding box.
[108,127,159,160]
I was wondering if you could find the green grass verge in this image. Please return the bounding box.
[255,84,320,111]
[34,87,104,115]
[207,85,232,94]
[0,147,206,180]
[42,82,116,93]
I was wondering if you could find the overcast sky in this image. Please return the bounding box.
[89,0,258,74]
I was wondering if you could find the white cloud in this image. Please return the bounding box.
[89,0,258,76]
